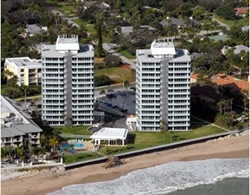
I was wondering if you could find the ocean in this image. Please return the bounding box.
[48,158,249,195]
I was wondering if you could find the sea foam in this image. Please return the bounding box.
[48,158,249,195]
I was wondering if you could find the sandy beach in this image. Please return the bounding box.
[1,131,249,195]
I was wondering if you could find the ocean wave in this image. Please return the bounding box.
[48,158,249,195]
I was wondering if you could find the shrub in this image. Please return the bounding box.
[94,75,114,87]
[103,55,122,67]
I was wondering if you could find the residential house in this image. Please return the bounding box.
[24,24,47,37]
[211,74,249,92]
[120,25,157,36]
[221,45,249,55]
[4,57,42,86]
[1,95,43,148]
[234,7,249,17]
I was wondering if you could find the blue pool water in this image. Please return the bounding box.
[59,143,74,152]
[73,142,84,148]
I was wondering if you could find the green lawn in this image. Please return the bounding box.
[58,3,77,16]
[43,126,91,135]
[74,19,96,34]
[63,152,102,164]
[95,67,136,83]
[119,50,135,59]
[99,125,227,155]
[214,15,249,26]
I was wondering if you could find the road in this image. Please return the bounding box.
[50,9,136,69]
[212,16,230,30]
[102,43,136,69]
[50,9,80,28]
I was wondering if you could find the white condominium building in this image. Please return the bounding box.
[136,38,191,131]
[4,57,42,86]
[41,35,95,126]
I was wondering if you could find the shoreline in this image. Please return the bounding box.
[1,131,249,195]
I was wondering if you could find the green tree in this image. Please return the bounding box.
[192,6,206,20]
[215,3,235,20]
[49,136,59,153]
[94,12,104,57]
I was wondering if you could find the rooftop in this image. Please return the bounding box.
[235,7,249,16]
[151,38,176,56]
[233,45,249,54]
[5,57,42,68]
[211,74,249,92]
[56,35,80,52]
[137,39,191,62]
[25,24,42,34]
[1,96,43,138]
[90,127,128,140]
[42,35,94,58]
[209,34,229,42]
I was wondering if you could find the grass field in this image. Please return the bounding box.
[58,3,77,16]
[119,50,135,59]
[43,126,91,136]
[64,152,102,164]
[95,66,136,83]
[99,125,227,155]
[214,15,249,26]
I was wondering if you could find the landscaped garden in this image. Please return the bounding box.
[98,125,228,155]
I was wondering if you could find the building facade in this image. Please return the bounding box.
[41,35,95,126]
[1,95,42,148]
[4,57,42,86]
[136,38,191,131]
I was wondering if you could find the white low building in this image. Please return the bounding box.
[90,128,128,146]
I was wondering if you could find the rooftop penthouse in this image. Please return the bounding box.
[56,34,80,53]
[137,38,190,63]
[42,35,94,58]
[150,38,176,56]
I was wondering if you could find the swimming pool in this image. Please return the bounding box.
[59,143,74,152]
[73,142,84,148]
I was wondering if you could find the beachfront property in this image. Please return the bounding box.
[41,35,95,126]
[90,127,128,146]
[136,38,191,131]
[4,57,42,86]
[1,95,43,148]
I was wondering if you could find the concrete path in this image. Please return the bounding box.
[212,16,230,30]
[102,43,136,69]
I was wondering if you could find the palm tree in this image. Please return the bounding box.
[49,136,59,153]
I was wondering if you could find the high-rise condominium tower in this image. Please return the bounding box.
[41,35,94,126]
[136,38,191,131]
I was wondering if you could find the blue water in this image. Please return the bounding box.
[73,142,84,148]
[59,143,74,152]
[168,177,249,195]
[48,158,249,195]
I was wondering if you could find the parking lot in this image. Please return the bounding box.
[96,89,136,128]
